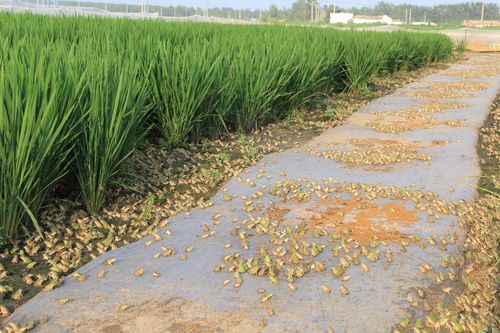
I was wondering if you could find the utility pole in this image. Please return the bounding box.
[480,1,484,26]
[310,1,313,23]
[424,11,426,23]
[333,2,336,14]
[404,8,407,25]
[409,8,412,24]
[204,0,208,17]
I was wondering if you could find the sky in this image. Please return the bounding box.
[136,0,500,10]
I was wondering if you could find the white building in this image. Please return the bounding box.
[330,13,393,25]
[411,21,437,26]
[352,15,392,24]
[330,12,354,24]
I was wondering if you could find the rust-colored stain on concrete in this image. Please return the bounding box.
[267,206,291,222]
[430,140,450,147]
[307,198,420,244]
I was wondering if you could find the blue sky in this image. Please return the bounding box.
[109,1,497,10]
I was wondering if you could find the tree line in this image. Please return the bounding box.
[339,1,500,24]
[272,1,499,24]
[53,0,499,24]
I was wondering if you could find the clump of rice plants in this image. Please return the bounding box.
[455,39,467,54]
[342,32,388,93]
[73,58,150,213]
[150,41,227,146]
[0,41,84,241]
[275,30,341,112]
[229,40,296,131]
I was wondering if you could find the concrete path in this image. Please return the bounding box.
[7,54,500,333]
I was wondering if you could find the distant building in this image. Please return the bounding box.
[411,21,437,26]
[329,13,393,25]
[352,15,392,25]
[330,12,353,24]
[463,20,500,28]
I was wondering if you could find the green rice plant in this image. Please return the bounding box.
[342,32,388,93]
[427,35,453,62]
[228,41,296,131]
[402,33,452,69]
[150,41,228,146]
[0,40,84,241]
[378,34,407,74]
[275,35,332,112]
[320,33,346,93]
[73,57,150,213]
[455,39,467,54]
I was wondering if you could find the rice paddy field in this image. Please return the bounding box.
[0,13,454,243]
